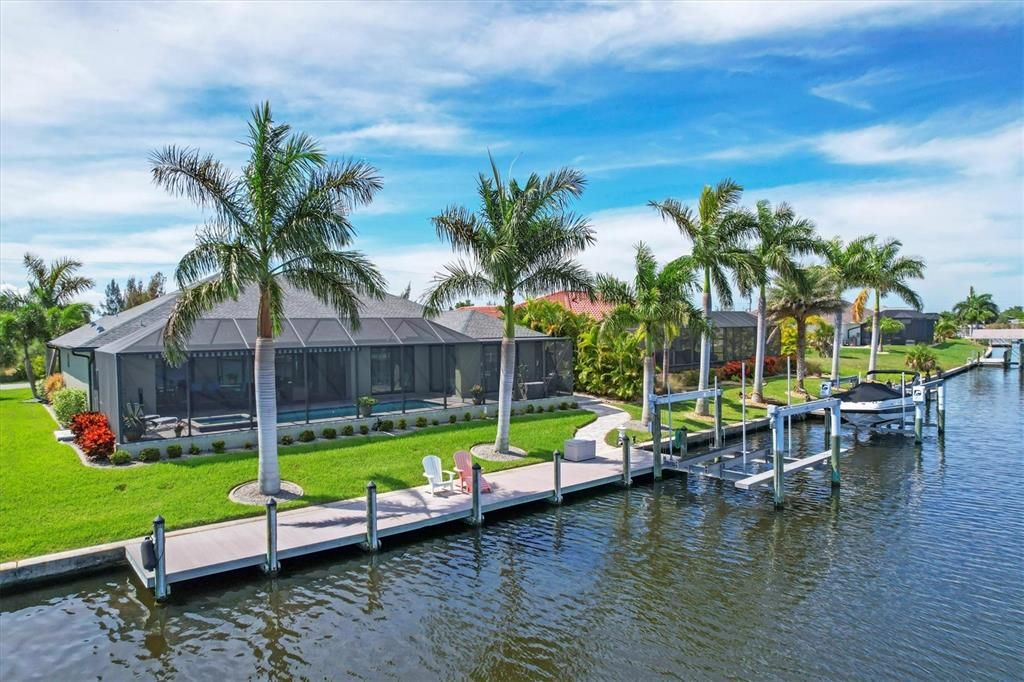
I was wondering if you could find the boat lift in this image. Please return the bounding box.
[648,381,725,480]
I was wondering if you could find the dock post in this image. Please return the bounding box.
[912,385,925,444]
[551,451,563,504]
[679,425,688,460]
[771,412,785,508]
[621,433,632,487]
[363,481,380,551]
[263,498,280,574]
[651,402,662,480]
[153,516,170,601]
[713,378,723,450]
[936,383,945,434]
[830,403,841,488]
[469,464,484,526]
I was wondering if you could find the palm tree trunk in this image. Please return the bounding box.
[752,286,767,403]
[641,338,654,426]
[494,299,516,453]
[831,309,843,381]
[795,317,807,391]
[696,268,711,416]
[255,336,280,495]
[23,340,39,399]
[661,338,669,394]
[868,291,880,372]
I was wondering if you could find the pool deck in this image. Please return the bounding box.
[126,403,646,590]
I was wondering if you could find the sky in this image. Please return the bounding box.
[1,0,1022,313]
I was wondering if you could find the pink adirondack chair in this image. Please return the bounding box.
[453,450,492,493]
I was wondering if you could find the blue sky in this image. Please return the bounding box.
[1,1,1021,311]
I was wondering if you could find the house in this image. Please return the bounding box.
[851,309,939,346]
[659,311,781,371]
[49,283,572,442]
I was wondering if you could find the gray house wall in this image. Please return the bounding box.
[60,349,90,393]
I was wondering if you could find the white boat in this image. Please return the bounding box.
[833,370,919,427]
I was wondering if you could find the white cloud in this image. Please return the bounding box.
[810,68,902,109]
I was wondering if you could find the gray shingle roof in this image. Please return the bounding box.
[709,311,758,328]
[433,309,547,341]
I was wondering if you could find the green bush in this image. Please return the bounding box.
[526,404,535,414]
[188,443,201,455]
[321,427,337,439]
[463,412,472,422]
[211,440,227,453]
[431,419,439,426]
[166,444,183,459]
[139,447,161,463]
[280,435,294,446]
[415,416,428,428]
[379,419,394,432]
[570,400,579,409]
[547,404,555,412]
[243,441,254,450]
[298,429,316,443]
[448,414,457,424]
[559,401,569,410]
[342,425,354,436]
[52,387,88,427]
[110,450,132,466]
[397,418,407,430]
[359,424,369,435]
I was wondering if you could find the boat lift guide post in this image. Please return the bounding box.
[648,385,723,480]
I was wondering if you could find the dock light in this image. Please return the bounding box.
[141,536,157,571]
[617,426,627,446]
[819,381,832,398]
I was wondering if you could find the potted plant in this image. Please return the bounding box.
[470,384,484,405]
[173,420,186,438]
[122,402,146,443]
[357,395,377,418]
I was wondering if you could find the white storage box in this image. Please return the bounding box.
[563,438,596,462]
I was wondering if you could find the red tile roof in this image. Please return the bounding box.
[534,290,615,319]
[458,305,503,318]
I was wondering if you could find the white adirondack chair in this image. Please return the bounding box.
[422,455,457,495]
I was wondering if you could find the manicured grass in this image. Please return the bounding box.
[0,390,593,562]
[603,339,983,445]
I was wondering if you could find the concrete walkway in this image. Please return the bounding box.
[0,381,30,390]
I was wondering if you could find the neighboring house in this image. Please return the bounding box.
[851,309,939,346]
[49,283,572,442]
[838,301,863,346]
[659,311,781,372]
[462,289,616,321]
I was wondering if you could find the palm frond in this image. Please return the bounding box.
[422,260,496,317]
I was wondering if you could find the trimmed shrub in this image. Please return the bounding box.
[52,387,88,427]
[110,450,132,466]
[43,373,65,401]
[431,419,439,426]
[188,443,201,455]
[166,444,183,459]
[298,429,316,443]
[359,424,369,435]
[570,400,579,409]
[464,412,472,422]
[559,401,569,410]
[525,404,535,414]
[211,440,227,453]
[243,441,254,450]
[397,418,407,430]
[280,435,294,446]
[448,414,457,424]
[321,427,337,439]
[415,416,428,428]
[69,411,106,439]
[380,419,394,432]
[139,447,161,463]
[546,404,555,412]
[342,425,355,436]
[73,412,115,460]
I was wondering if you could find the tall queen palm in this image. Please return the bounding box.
[822,236,870,382]
[424,156,594,454]
[151,103,386,495]
[650,179,756,415]
[851,237,925,373]
[596,243,704,426]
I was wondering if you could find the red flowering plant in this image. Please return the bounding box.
[69,412,108,439]
[71,412,116,460]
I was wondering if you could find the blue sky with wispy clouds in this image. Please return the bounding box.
[1,1,1021,311]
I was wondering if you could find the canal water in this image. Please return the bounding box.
[2,369,1021,680]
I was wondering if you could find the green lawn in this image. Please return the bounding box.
[603,339,982,445]
[0,390,593,562]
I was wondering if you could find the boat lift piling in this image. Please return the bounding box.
[649,385,724,480]
[264,498,280,574]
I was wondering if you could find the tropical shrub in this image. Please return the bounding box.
[559,401,569,410]
[463,412,472,422]
[546,404,555,412]
[52,387,87,427]
[526,404,535,414]
[70,411,106,438]
[448,414,457,424]
[397,418,407,430]
[280,435,294,445]
[571,400,579,409]
[243,441,254,450]
[906,344,939,373]
[431,419,439,426]
[379,419,394,432]
[574,324,643,400]
[110,450,132,466]
[43,373,65,401]
[359,424,369,435]
[166,444,183,459]
[139,447,161,463]
[321,427,337,439]
[211,440,227,453]
[415,416,428,428]
[188,443,201,455]
[342,425,355,436]
[298,430,316,443]
[75,414,115,461]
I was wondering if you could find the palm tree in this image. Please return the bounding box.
[596,243,704,425]
[649,179,757,415]
[821,236,870,382]
[953,286,999,332]
[0,293,48,398]
[740,200,822,403]
[933,312,959,342]
[151,102,386,495]
[21,253,94,375]
[424,156,595,454]
[851,237,926,372]
[767,266,844,392]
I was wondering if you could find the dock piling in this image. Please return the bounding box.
[621,432,632,487]
[771,414,785,508]
[153,516,169,601]
[713,377,723,450]
[830,403,841,487]
[363,482,380,551]
[469,464,483,526]
[551,450,563,504]
[651,406,662,480]
[263,498,280,574]
[912,385,925,444]
[936,383,946,433]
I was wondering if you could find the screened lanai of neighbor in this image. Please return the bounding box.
[658,311,781,371]
[50,285,573,442]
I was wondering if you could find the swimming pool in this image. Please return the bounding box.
[277,400,439,423]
